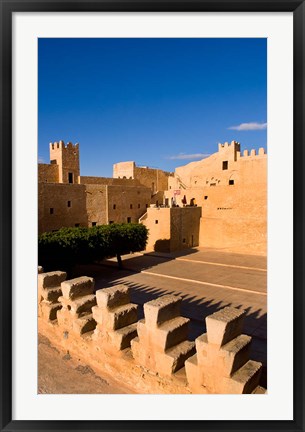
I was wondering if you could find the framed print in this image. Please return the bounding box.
[0,1,304,431]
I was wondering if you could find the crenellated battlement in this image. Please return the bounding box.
[49,140,79,151]
[242,147,266,158]
[218,140,241,152]
[38,268,266,394]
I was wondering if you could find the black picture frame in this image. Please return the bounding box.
[1,1,304,431]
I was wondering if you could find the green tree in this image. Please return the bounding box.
[38,223,148,272]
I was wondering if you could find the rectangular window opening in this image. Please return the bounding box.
[204,196,208,200]
[75,223,80,227]
[155,220,158,224]
[130,204,133,209]
[222,161,228,170]
[50,208,54,214]
[67,201,71,207]
[68,172,74,183]
[127,217,131,223]
[113,204,116,210]
[229,180,235,185]
[92,222,97,226]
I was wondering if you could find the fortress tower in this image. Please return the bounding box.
[49,140,80,184]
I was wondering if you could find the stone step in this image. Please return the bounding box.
[93,303,138,330]
[61,276,94,300]
[184,354,202,392]
[220,334,252,376]
[72,295,97,316]
[226,360,262,394]
[144,294,182,327]
[109,322,138,350]
[96,284,130,309]
[252,385,267,394]
[38,271,67,289]
[41,286,62,303]
[206,307,246,347]
[156,340,196,376]
[137,316,190,351]
[59,294,97,317]
[40,301,62,321]
[73,314,97,335]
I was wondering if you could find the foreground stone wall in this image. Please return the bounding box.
[38,269,266,394]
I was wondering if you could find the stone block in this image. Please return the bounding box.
[220,334,251,376]
[61,276,94,300]
[95,284,130,309]
[155,340,196,376]
[110,322,138,349]
[223,360,262,394]
[206,307,246,347]
[93,303,138,330]
[38,271,66,289]
[185,354,200,392]
[137,317,189,352]
[40,301,62,321]
[143,294,182,327]
[195,333,209,365]
[70,294,97,317]
[72,314,96,335]
[57,308,73,330]
[41,286,62,303]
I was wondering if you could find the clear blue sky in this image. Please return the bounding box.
[38,38,267,177]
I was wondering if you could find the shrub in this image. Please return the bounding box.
[38,223,148,271]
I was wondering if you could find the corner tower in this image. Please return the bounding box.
[49,140,80,184]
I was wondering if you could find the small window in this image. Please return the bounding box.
[229,180,234,185]
[183,238,186,243]
[92,222,97,226]
[130,204,133,209]
[50,208,54,214]
[169,186,172,189]
[138,204,140,209]
[155,220,158,224]
[204,196,208,200]
[50,159,57,165]
[109,221,114,224]
[68,172,73,183]
[67,201,71,207]
[75,223,80,227]
[113,204,116,210]
[127,217,131,223]
[222,161,228,170]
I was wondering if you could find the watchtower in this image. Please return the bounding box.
[49,141,80,184]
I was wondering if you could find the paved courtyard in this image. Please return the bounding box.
[74,247,267,386]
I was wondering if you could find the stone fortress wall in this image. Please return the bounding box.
[165,141,267,254]
[38,139,267,255]
[113,161,173,194]
[38,267,266,394]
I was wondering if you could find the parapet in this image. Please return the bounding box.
[49,140,79,151]
[243,147,266,158]
[218,140,240,152]
[38,269,266,394]
[185,307,263,393]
